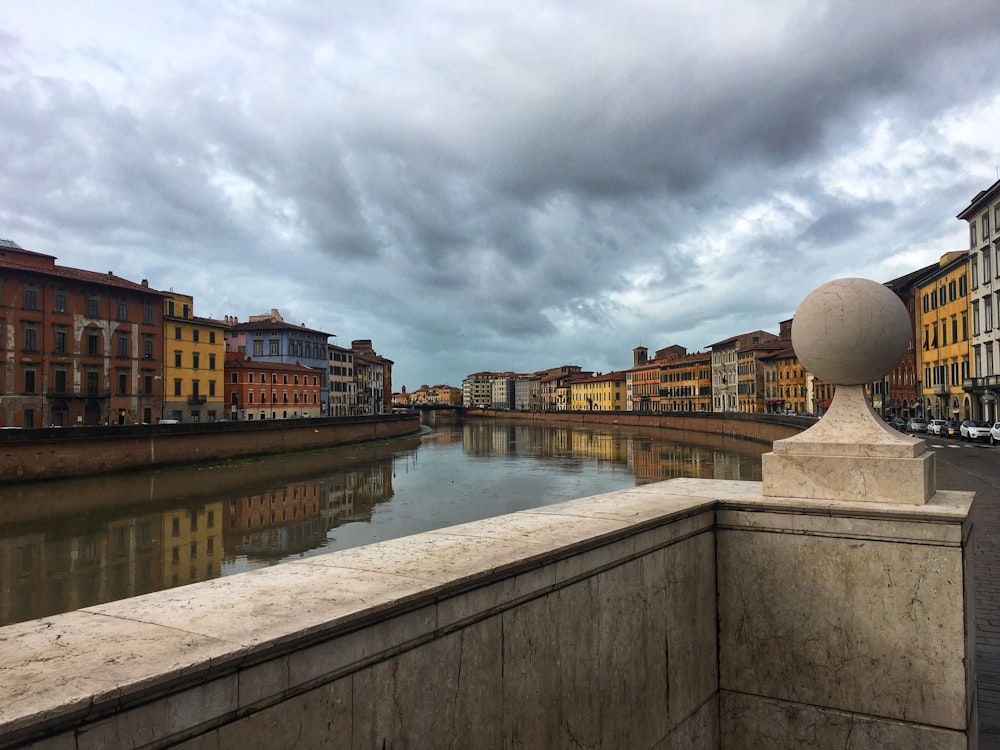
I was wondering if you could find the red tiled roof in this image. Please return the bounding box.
[229,319,333,337]
[0,255,167,296]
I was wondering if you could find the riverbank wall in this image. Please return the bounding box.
[0,414,421,483]
[428,408,809,444]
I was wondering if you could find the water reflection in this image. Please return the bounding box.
[0,423,764,626]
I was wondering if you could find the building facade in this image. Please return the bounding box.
[916,251,971,421]
[225,352,323,420]
[0,239,165,427]
[226,310,331,414]
[327,343,356,416]
[162,292,226,423]
[570,371,626,411]
[958,180,1000,421]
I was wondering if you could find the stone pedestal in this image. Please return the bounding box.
[763,385,935,504]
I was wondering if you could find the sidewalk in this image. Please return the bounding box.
[936,451,1000,748]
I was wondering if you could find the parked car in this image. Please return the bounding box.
[944,420,960,438]
[927,419,947,436]
[888,416,907,431]
[960,419,992,442]
[991,422,1000,446]
[907,418,928,433]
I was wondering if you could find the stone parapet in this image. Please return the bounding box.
[0,477,974,749]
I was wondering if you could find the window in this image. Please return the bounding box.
[231,372,238,383]
[143,336,154,359]
[23,409,34,429]
[118,334,129,358]
[86,370,99,394]
[209,380,216,397]
[948,280,956,302]
[193,330,200,342]
[54,369,67,394]
[174,379,182,396]
[192,352,200,369]
[986,296,994,332]
[973,302,980,335]
[261,390,267,403]
[939,286,946,306]
[985,249,992,281]
[23,286,38,310]
[973,258,980,289]
[23,369,36,393]
[117,370,128,395]
[253,340,263,357]
[960,275,968,296]
[143,304,154,325]
[283,374,288,385]
[972,222,978,248]
[167,300,175,316]
[984,212,991,240]
[192,379,200,397]
[209,331,216,344]
[952,316,959,343]
[209,354,216,370]
[143,372,154,395]
[117,300,128,321]
[23,326,37,352]
[182,304,190,318]
[54,328,67,354]
[952,361,959,386]
[55,292,67,313]
[272,373,277,384]
[175,327,182,340]
[174,351,182,367]
[87,332,100,356]
[248,391,254,404]
[269,339,280,356]
[86,296,100,317]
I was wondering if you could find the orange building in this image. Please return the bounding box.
[225,351,323,420]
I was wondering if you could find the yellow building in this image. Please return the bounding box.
[659,352,711,412]
[162,293,227,423]
[570,371,626,411]
[916,251,971,421]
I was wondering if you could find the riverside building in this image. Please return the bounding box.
[0,239,165,427]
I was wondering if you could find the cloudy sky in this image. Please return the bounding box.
[3,2,1000,389]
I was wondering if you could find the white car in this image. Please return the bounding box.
[927,419,947,436]
[991,423,1000,446]
[907,418,928,433]
[960,420,992,442]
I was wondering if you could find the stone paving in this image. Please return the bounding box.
[935,446,1000,749]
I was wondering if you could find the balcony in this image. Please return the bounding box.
[188,394,207,405]
[933,384,949,396]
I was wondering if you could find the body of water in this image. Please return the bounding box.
[0,421,765,626]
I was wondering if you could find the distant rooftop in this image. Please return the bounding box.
[0,239,23,249]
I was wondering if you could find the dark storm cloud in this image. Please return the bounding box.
[3,0,1000,386]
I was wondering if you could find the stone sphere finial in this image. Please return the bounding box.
[791,278,910,386]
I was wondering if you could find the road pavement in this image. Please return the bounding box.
[926,435,1000,748]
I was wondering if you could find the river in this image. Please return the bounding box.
[0,420,765,627]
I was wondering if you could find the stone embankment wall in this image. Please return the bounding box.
[0,479,973,748]
[433,408,807,444]
[0,414,420,482]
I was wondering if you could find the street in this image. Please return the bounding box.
[932,437,1000,747]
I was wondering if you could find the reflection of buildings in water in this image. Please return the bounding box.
[323,462,394,527]
[569,431,629,463]
[223,483,324,563]
[0,514,164,627]
[626,436,764,484]
[164,502,224,587]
